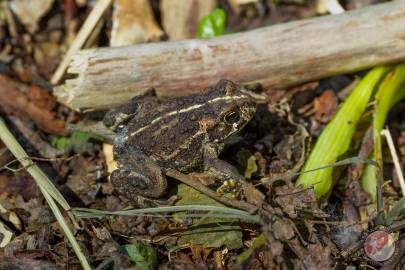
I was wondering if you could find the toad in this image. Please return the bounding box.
[104,80,257,203]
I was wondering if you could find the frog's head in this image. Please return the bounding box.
[203,80,257,143]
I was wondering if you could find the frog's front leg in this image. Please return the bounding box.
[111,146,167,202]
[203,144,243,194]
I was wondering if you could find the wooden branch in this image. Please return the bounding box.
[54,1,405,111]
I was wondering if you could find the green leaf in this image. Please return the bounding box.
[120,243,157,270]
[295,66,391,199]
[244,155,258,179]
[197,8,226,38]
[362,63,405,199]
[175,184,243,250]
[70,131,92,142]
[52,136,70,150]
[51,131,101,151]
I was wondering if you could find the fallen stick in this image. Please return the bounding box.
[55,0,405,111]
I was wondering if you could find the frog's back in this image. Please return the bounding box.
[115,79,256,172]
[119,94,211,172]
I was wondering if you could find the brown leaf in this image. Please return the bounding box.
[0,75,67,135]
[274,185,327,219]
[314,89,338,123]
[0,173,40,201]
[301,243,333,270]
[27,85,57,111]
[0,251,63,270]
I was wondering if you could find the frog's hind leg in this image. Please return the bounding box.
[110,146,167,202]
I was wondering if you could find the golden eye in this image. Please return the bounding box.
[224,111,240,124]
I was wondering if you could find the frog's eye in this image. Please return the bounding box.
[224,111,240,125]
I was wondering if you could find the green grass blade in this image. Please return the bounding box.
[362,63,405,199]
[72,205,261,224]
[295,66,391,199]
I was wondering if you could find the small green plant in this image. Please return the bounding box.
[120,243,157,270]
[197,8,226,38]
[295,67,390,198]
[52,131,101,151]
[295,64,405,200]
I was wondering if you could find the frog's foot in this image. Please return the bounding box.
[217,178,242,198]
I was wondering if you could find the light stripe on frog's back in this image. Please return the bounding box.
[151,117,179,137]
[123,95,247,141]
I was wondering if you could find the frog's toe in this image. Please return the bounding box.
[217,178,242,197]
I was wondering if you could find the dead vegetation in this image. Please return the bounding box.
[0,1,404,269]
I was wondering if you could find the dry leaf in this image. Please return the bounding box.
[314,89,338,123]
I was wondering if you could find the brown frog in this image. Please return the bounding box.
[104,80,257,203]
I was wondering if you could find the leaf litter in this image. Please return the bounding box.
[0,1,404,269]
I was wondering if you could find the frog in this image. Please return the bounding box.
[103,79,257,204]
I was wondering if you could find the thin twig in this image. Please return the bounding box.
[165,169,258,213]
[51,0,113,84]
[72,205,261,223]
[381,128,405,197]
[0,155,77,173]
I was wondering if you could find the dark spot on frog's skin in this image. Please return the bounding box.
[347,120,353,125]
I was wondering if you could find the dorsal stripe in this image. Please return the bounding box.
[124,95,247,140]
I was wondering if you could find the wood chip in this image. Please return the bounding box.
[9,0,54,33]
[110,0,163,46]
